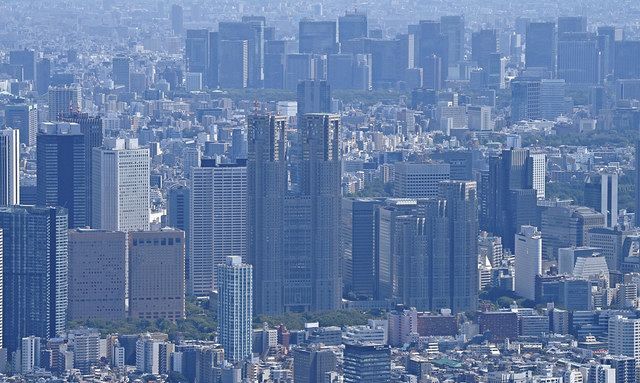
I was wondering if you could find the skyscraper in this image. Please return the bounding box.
[189,159,247,296]
[584,170,619,228]
[609,316,640,359]
[297,80,331,117]
[9,49,36,81]
[525,22,557,72]
[129,229,186,321]
[393,163,450,198]
[440,15,465,66]
[112,56,131,90]
[0,206,68,354]
[299,20,338,54]
[4,103,37,146]
[293,346,338,383]
[339,11,368,43]
[185,29,211,86]
[68,229,127,320]
[92,138,150,232]
[418,20,448,79]
[557,16,587,35]
[425,181,479,313]
[216,256,252,363]
[514,225,542,301]
[342,198,382,299]
[48,85,82,121]
[472,29,498,70]
[557,32,599,84]
[219,20,265,87]
[36,122,87,228]
[218,39,249,88]
[36,58,51,94]
[60,112,103,222]
[511,77,541,121]
[0,129,20,206]
[171,4,184,35]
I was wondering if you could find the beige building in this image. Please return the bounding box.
[68,229,127,320]
[129,228,186,320]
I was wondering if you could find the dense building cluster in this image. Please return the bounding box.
[3,0,640,382]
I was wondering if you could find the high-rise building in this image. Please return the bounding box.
[472,29,498,70]
[393,163,450,198]
[482,149,537,251]
[218,39,249,88]
[395,214,429,309]
[530,153,546,199]
[297,80,331,117]
[219,20,265,87]
[600,355,636,383]
[20,336,41,373]
[247,114,287,315]
[60,112,103,222]
[36,122,87,228]
[36,58,51,94]
[511,77,541,121]
[467,105,492,131]
[557,16,587,35]
[68,229,127,321]
[608,315,640,359]
[417,20,447,79]
[185,29,219,88]
[112,56,131,90]
[541,205,605,259]
[343,343,391,383]
[167,184,190,233]
[92,138,150,232]
[339,11,368,43]
[129,229,186,321]
[342,198,383,299]
[216,256,252,363]
[293,346,338,383]
[9,49,36,81]
[0,206,68,353]
[525,22,557,72]
[189,159,247,296]
[440,15,465,66]
[584,170,619,228]
[48,85,81,121]
[299,20,338,54]
[0,129,19,206]
[514,225,542,301]
[171,4,184,35]
[558,32,599,84]
[4,103,37,146]
[424,181,479,313]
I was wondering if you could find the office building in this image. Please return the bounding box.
[0,206,68,353]
[540,78,567,120]
[0,129,19,206]
[482,149,538,251]
[37,122,87,228]
[36,58,51,94]
[219,20,265,87]
[601,355,636,383]
[129,229,186,321]
[467,105,492,131]
[247,114,287,314]
[167,184,190,233]
[9,49,36,81]
[342,198,382,299]
[542,205,605,259]
[293,346,338,383]
[584,170,619,228]
[68,229,127,321]
[299,20,338,54]
[425,181,479,313]
[339,11,367,43]
[185,29,210,84]
[20,336,41,373]
[171,4,184,35]
[92,138,150,232]
[440,15,465,67]
[393,163,450,198]
[60,112,103,222]
[112,56,131,89]
[558,16,587,35]
[515,226,542,301]
[48,85,82,121]
[417,20,447,79]
[558,32,599,84]
[68,328,100,373]
[472,29,498,70]
[189,160,247,296]
[343,343,391,383]
[218,39,249,88]
[609,316,640,359]
[511,77,541,121]
[395,214,429,309]
[525,22,557,72]
[297,80,331,117]
[216,256,252,363]
[530,153,546,199]
[4,103,37,146]
[285,54,315,90]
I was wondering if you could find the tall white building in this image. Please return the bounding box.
[92,138,150,232]
[217,256,252,363]
[530,153,546,199]
[190,160,247,296]
[20,336,41,373]
[608,315,640,359]
[0,128,20,206]
[514,225,542,301]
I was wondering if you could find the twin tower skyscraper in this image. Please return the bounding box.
[248,113,342,314]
